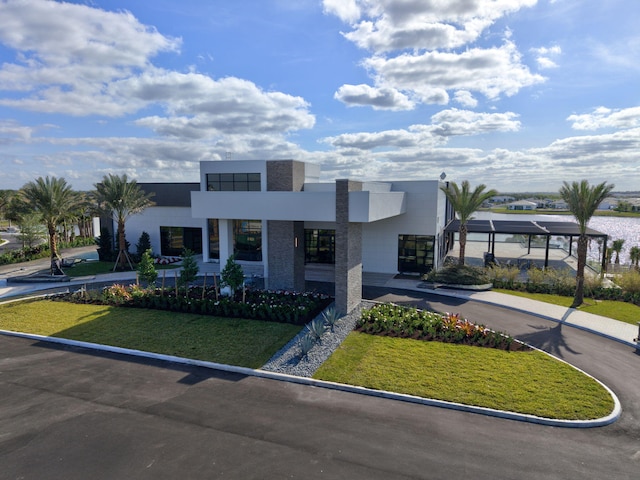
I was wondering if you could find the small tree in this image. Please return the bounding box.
[17,212,46,248]
[135,231,152,261]
[137,249,158,286]
[221,254,244,296]
[611,238,625,264]
[178,248,199,290]
[96,227,114,262]
[629,246,640,271]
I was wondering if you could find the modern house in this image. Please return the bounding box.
[120,160,452,313]
[506,200,537,211]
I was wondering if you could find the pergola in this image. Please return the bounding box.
[444,219,609,270]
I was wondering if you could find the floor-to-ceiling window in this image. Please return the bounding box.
[208,219,219,259]
[398,234,435,274]
[233,219,262,261]
[304,229,335,264]
[160,227,203,256]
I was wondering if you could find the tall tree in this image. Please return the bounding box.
[559,180,614,308]
[440,180,497,265]
[21,177,77,275]
[94,174,155,270]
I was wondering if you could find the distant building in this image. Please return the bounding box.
[506,200,537,211]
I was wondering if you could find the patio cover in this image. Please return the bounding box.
[444,219,608,269]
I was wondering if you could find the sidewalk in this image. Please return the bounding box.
[0,249,638,349]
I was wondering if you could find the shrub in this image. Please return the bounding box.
[135,231,152,261]
[221,255,244,294]
[137,249,158,286]
[357,303,528,351]
[321,307,341,332]
[96,227,114,262]
[306,316,328,341]
[298,333,316,359]
[425,264,489,286]
[178,248,199,289]
[615,270,640,295]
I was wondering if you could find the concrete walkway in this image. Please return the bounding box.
[0,247,638,349]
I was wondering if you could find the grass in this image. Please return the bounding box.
[314,332,614,420]
[0,300,301,368]
[65,260,178,277]
[494,289,640,325]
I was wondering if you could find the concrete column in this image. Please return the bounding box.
[335,179,363,315]
[218,219,233,267]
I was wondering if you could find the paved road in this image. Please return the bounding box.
[0,289,639,478]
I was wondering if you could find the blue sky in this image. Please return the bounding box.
[1,0,639,192]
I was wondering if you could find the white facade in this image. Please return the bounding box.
[126,160,450,281]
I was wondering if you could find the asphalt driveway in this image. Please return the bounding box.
[1,290,639,479]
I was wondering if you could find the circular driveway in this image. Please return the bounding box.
[0,289,638,479]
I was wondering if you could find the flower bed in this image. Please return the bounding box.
[56,284,333,326]
[357,303,529,351]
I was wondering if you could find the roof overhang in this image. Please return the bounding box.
[191,190,406,223]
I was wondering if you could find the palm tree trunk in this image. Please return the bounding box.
[48,223,62,275]
[117,220,127,269]
[572,234,588,308]
[458,224,467,265]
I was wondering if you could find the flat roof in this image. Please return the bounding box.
[444,219,606,237]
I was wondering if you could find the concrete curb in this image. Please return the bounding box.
[0,328,621,428]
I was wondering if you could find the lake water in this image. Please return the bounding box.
[475,212,640,264]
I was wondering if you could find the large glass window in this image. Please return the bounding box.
[305,229,335,264]
[160,227,203,256]
[208,219,219,260]
[398,235,435,274]
[207,173,261,191]
[233,219,262,261]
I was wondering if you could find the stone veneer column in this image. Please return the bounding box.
[335,179,362,315]
[266,160,305,291]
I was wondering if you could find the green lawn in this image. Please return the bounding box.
[0,300,301,368]
[65,260,179,277]
[314,332,614,420]
[494,289,640,325]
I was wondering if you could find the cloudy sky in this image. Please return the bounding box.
[0,0,639,192]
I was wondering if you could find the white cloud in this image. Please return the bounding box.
[567,106,640,131]
[453,90,478,108]
[365,41,544,102]
[333,84,415,110]
[322,108,520,150]
[322,0,361,23]
[531,45,561,69]
[0,0,180,116]
[325,1,544,109]
[330,0,537,53]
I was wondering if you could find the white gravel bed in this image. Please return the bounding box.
[261,301,374,377]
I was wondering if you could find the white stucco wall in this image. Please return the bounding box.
[361,180,447,273]
[126,206,204,256]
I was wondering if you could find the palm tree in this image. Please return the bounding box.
[20,177,77,275]
[611,238,625,264]
[440,180,497,265]
[94,174,155,270]
[629,246,640,271]
[559,180,614,308]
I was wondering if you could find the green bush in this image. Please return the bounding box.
[59,284,332,326]
[425,264,489,285]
